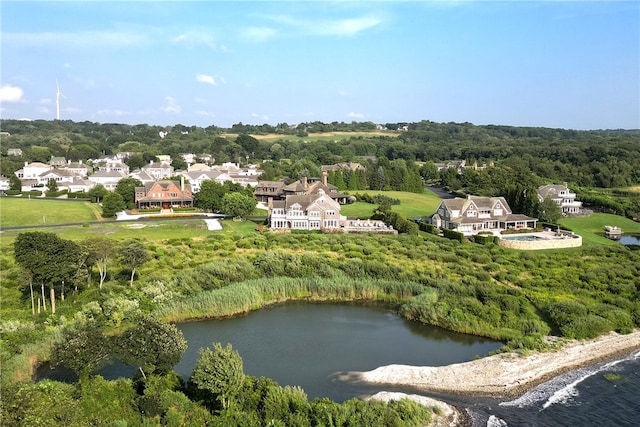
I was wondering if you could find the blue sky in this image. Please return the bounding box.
[1,1,638,130]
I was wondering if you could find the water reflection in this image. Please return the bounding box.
[37,302,502,401]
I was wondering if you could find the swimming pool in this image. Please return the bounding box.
[501,235,544,241]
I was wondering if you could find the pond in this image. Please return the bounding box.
[38,302,502,402]
[618,235,640,246]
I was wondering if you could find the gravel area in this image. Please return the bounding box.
[358,331,640,398]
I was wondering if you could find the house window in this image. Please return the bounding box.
[326,210,335,216]
[466,210,477,217]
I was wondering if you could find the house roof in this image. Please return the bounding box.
[187,163,211,171]
[440,196,512,215]
[136,180,192,193]
[276,191,339,212]
[40,169,79,178]
[91,170,126,178]
[537,184,568,199]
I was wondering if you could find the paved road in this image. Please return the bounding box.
[425,185,456,199]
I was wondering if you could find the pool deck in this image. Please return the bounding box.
[497,230,582,250]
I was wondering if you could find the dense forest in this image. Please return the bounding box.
[1,119,638,188]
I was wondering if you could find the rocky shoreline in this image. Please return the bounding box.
[362,331,640,426]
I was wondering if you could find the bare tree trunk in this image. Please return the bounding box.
[61,281,65,302]
[50,286,56,314]
[29,280,35,315]
[130,269,136,287]
[41,283,47,311]
[37,297,41,314]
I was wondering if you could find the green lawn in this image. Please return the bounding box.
[341,190,441,219]
[0,197,102,227]
[559,213,640,247]
[0,218,263,246]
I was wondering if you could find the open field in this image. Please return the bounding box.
[0,197,101,227]
[223,131,400,143]
[0,217,263,246]
[559,213,640,247]
[342,189,441,219]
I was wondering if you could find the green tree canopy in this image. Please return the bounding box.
[188,343,245,410]
[14,232,80,293]
[81,237,114,289]
[118,239,151,286]
[50,321,112,381]
[101,191,125,218]
[115,177,142,209]
[46,178,58,192]
[538,196,562,223]
[115,316,187,379]
[87,183,108,203]
[220,192,256,219]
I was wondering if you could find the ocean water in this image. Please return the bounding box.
[461,350,640,427]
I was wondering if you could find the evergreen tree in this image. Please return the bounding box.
[101,192,125,218]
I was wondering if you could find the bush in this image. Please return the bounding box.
[443,228,465,243]
[474,234,499,245]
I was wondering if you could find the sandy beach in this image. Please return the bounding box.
[357,330,640,399]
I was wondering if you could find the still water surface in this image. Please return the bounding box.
[93,302,501,401]
[174,302,502,401]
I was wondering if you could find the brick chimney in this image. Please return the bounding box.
[302,176,308,190]
[322,170,328,186]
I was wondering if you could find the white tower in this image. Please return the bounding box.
[56,80,65,120]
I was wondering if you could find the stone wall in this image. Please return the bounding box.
[498,233,582,250]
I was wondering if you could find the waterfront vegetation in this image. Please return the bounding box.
[1,137,639,424]
[1,227,638,425]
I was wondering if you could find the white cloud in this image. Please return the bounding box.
[40,98,53,105]
[322,16,382,37]
[0,85,24,103]
[241,27,277,42]
[163,96,181,113]
[171,31,220,49]
[196,110,217,118]
[348,112,365,119]
[265,14,383,38]
[196,74,218,86]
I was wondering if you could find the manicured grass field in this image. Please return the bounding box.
[341,189,441,219]
[559,213,640,247]
[0,197,102,227]
[0,217,264,246]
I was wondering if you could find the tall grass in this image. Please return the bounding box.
[155,275,425,322]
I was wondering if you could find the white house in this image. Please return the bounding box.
[430,195,538,236]
[15,162,51,179]
[269,189,346,231]
[60,160,92,177]
[0,176,10,191]
[88,170,127,190]
[181,170,230,192]
[141,160,174,180]
[37,169,79,186]
[537,183,583,215]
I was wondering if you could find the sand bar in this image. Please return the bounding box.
[357,331,640,398]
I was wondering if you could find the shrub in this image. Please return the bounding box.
[442,228,465,243]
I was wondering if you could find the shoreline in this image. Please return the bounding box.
[356,330,640,399]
